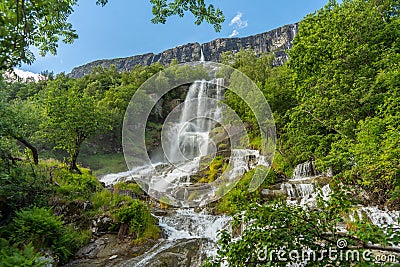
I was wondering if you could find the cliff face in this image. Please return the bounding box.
[69,23,298,78]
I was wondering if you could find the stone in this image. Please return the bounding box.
[69,24,298,78]
[92,213,113,235]
[65,234,157,266]
[119,238,209,267]
[261,189,287,199]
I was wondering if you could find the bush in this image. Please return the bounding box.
[8,207,90,264]
[0,238,48,267]
[0,164,52,221]
[114,200,159,239]
[90,189,113,211]
[53,167,100,200]
[113,181,144,196]
[10,207,63,248]
[216,166,273,214]
[199,155,227,183]
[89,188,139,215]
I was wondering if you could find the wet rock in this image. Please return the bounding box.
[261,189,287,199]
[50,198,91,228]
[152,208,168,216]
[117,223,130,240]
[64,234,157,267]
[83,201,93,211]
[119,238,210,267]
[92,213,113,235]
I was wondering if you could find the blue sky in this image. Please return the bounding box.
[21,0,328,74]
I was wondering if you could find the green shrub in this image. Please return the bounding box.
[114,200,159,239]
[10,207,63,248]
[199,155,226,183]
[0,164,52,220]
[53,167,100,199]
[9,207,90,264]
[113,181,144,196]
[216,166,273,214]
[90,189,113,211]
[89,188,138,214]
[0,238,48,267]
[271,152,293,178]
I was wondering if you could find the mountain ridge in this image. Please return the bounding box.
[69,23,298,78]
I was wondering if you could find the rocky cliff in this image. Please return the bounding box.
[69,23,298,78]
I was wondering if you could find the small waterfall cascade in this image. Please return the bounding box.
[292,161,319,180]
[157,209,231,241]
[280,161,322,202]
[348,206,400,228]
[118,209,231,267]
[281,162,399,230]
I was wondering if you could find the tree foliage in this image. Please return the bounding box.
[1,0,224,70]
[0,0,78,70]
[40,74,113,173]
[284,0,400,203]
[205,186,400,267]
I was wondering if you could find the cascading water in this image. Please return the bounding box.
[280,161,321,203]
[100,72,270,266]
[164,79,220,164]
[102,77,269,207]
[292,161,319,180]
[200,47,205,62]
[281,162,399,230]
[116,209,231,267]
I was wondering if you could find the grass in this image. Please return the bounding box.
[78,153,127,176]
[39,149,127,177]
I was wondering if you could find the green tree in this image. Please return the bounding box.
[0,0,78,70]
[41,74,113,173]
[0,88,41,165]
[345,53,400,204]
[0,0,224,70]
[96,0,224,31]
[285,0,400,182]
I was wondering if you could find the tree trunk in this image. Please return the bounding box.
[69,147,82,174]
[14,136,39,165]
[118,222,130,240]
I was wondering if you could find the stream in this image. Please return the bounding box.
[97,161,399,267]
[117,209,230,266]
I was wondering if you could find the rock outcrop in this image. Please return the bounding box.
[69,23,298,78]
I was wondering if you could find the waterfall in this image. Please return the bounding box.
[98,72,274,266]
[200,47,205,62]
[351,207,400,228]
[292,161,319,180]
[291,23,298,42]
[101,77,270,207]
[280,183,315,199]
[164,79,223,164]
[117,209,231,267]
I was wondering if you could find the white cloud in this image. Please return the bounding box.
[228,12,248,38]
[229,29,239,38]
[229,12,248,29]
[4,68,46,82]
